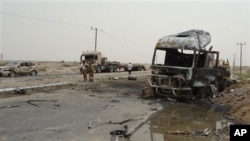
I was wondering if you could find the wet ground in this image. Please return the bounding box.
[131,103,232,141]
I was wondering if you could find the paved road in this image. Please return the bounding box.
[0,74,162,141]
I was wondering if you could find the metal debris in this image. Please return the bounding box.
[88,121,92,129]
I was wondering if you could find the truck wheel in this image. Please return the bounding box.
[9,71,16,77]
[30,70,37,76]
[96,66,101,73]
[109,67,114,72]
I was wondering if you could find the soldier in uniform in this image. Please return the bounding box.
[88,61,94,82]
[82,60,89,82]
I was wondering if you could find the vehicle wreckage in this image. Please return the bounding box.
[147,29,233,99]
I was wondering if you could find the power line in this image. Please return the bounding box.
[0,12,91,28]
[101,30,146,49]
[101,31,128,47]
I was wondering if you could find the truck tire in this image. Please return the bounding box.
[109,66,114,72]
[96,66,101,73]
[30,70,37,76]
[9,71,16,77]
[113,67,117,72]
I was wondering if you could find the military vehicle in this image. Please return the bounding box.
[147,29,232,99]
[80,51,146,73]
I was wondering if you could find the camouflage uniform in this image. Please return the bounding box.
[88,63,94,82]
[82,61,89,82]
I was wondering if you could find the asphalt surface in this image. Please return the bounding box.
[0,72,162,141]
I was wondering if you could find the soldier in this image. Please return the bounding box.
[82,60,89,82]
[87,61,94,82]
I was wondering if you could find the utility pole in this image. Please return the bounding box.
[237,42,246,75]
[91,27,102,51]
[233,53,236,72]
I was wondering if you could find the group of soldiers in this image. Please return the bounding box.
[80,60,94,82]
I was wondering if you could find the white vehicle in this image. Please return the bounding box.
[0,61,38,77]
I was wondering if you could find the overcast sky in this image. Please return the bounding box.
[0,0,249,66]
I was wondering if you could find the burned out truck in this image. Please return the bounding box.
[148,29,231,99]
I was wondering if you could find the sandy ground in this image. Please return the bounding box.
[213,81,250,123]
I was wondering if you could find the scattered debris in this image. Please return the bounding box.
[165,128,212,136]
[150,107,158,111]
[167,97,176,102]
[27,100,58,107]
[88,121,92,129]
[109,100,120,103]
[113,77,119,80]
[89,94,96,97]
[215,120,231,135]
[165,130,194,136]
[14,87,26,94]
[235,89,244,96]
[110,125,131,141]
[141,87,154,98]
[0,105,20,109]
[107,119,133,125]
[128,76,137,80]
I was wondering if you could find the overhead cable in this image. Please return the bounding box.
[0,12,91,28]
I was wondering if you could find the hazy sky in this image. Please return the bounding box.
[0,0,249,65]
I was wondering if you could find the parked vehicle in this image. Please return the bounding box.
[147,29,233,100]
[80,51,146,73]
[0,61,38,77]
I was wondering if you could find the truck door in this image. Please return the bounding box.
[19,62,30,74]
[193,52,218,87]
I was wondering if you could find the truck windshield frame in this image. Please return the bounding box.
[152,48,195,68]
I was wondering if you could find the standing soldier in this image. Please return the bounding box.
[88,61,94,82]
[82,60,89,82]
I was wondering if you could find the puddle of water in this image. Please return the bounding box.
[131,103,226,141]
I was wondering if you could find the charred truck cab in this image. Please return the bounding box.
[148,29,229,99]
